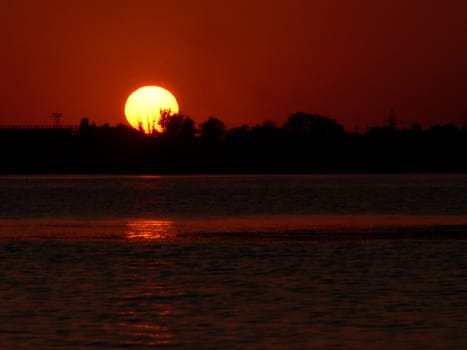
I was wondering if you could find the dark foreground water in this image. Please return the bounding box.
[0,174,466,349]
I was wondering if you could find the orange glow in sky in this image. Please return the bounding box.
[1,0,466,130]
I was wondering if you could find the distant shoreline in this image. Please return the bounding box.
[2,113,467,174]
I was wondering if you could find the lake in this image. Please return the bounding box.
[0,174,466,349]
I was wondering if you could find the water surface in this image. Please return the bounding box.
[0,175,466,349]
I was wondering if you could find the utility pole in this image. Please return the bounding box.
[386,107,396,129]
[52,112,62,128]
[384,107,402,129]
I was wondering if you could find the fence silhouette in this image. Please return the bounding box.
[0,124,79,131]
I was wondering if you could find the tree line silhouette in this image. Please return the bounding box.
[1,112,467,174]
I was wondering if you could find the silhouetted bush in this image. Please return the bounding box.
[1,112,467,174]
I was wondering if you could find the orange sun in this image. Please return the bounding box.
[124,86,179,134]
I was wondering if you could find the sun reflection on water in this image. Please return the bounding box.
[125,220,175,240]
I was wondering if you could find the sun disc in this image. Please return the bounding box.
[125,86,179,134]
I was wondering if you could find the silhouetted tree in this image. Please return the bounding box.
[159,113,196,140]
[252,120,278,134]
[3,113,467,174]
[157,109,173,132]
[228,124,251,139]
[199,116,226,142]
[283,112,344,141]
[226,124,253,152]
[427,123,460,138]
[251,120,282,150]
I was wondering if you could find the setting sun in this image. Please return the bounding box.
[124,86,179,134]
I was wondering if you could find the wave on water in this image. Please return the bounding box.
[1,215,467,241]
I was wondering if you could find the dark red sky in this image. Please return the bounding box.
[1,0,466,130]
